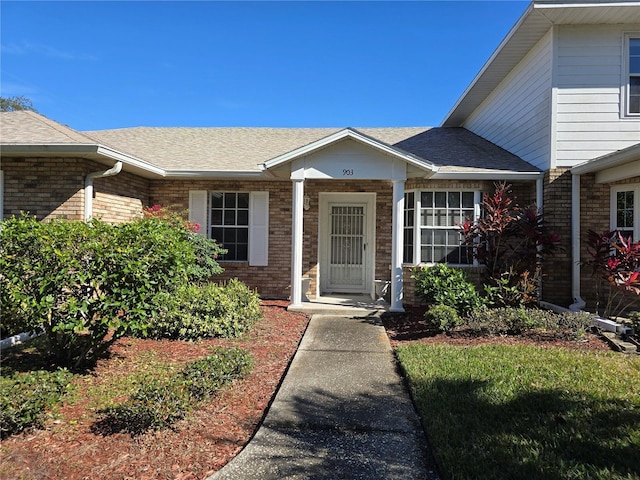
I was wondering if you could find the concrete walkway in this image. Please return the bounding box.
[209,313,440,480]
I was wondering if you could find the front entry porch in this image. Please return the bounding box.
[287,292,389,316]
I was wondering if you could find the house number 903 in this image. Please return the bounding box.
[342,169,354,176]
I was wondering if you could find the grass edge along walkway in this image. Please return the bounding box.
[396,344,640,480]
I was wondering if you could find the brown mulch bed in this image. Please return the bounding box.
[1,303,615,480]
[0,300,308,480]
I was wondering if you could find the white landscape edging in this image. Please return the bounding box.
[0,330,43,351]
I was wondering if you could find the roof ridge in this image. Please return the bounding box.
[26,111,96,144]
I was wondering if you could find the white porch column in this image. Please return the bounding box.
[290,179,305,307]
[390,180,405,312]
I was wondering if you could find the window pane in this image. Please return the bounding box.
[211,193,223,208]
[421,192,433,207]
[434,246,446,263]
[434,209,447,226]
[631,38,640,56]
[462,192,474,208]
[405,192,414,206]
[236,244,248,261]
[224,228,237,243]
[433,230,446,245]
[226,245,237,260]
[630,77,640,113]
[631,57,640,74]
[444,246,458,263]
[405,209,414,227]
[422,209,433,226]
[211,227,223,242]
[449,211,462,225]
[224,210,236,225]
[211,210,222,225]
[237,193,249,208]
[237,228,249,243]
[422,246,432,263]
[237,209,249,226]
[435,192,446,208]
[224,193,236,208]
[448,192,460,208]
[448,230,461,245]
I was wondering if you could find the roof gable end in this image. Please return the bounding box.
[261,127,438,173]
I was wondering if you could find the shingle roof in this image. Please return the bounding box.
[1,111,539,175]
[0,110,97,145]
[84,126,432,172]
[85,126,538,174]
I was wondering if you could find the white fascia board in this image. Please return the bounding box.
[441,3,537,127]
[95,145,165,176]
[163,170,267,179]
[261,128,438,174]
[571,143,640,175]
[431,171,543,181]
[1,143,166,177]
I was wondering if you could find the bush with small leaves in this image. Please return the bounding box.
[424,304,463,333]
[412,264,485,316]
[146,279,262,340]
[0,369,73,438]
[96,347,253,435]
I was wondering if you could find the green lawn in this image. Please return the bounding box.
[396,344,640,480]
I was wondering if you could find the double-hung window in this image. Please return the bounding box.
[625,35,640,116]
[189,190,269,266]
[612,185,640,241]
[404,190,481,265]
[211,192,249,261]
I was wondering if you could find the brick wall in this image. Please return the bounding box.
[542,168,573,306]
[2,157,148,222]
[579,174,640,312]
[93,169,149,223]
[150,179,293,298]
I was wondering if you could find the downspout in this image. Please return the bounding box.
[569,172,586,311]
[84,162,123,221]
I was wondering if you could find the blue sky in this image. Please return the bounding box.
[1,1,529,130]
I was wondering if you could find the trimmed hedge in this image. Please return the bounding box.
[145,279,262,340]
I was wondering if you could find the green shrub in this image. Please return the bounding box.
[412,264,485,316]
[146,279,262,340]
[424,304,462,333]
[97,347,253,435]
[465,307,594,336]
[0,214,224,368]
[0,369,73,438]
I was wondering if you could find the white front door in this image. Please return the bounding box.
[320,193,375,295]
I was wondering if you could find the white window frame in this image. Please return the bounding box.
[622,33,640,118]
[403,189,481,266]
[188,190,269,266]
[209,192,251,262]
[611,184,640,240]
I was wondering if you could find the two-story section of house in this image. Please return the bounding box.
[443,0,640,309]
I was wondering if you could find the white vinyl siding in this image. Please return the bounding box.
[465,30,553,171]
[555,25,640,167]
